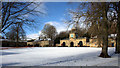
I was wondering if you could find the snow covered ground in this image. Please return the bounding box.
[0,47,119,66]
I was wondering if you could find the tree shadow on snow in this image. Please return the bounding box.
[2,62,21,66]
[38,48,115,66]
[1,52,20,56]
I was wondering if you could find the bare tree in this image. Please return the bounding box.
[41,24,57,46]
[6,22,26,42]
[39,32,47,41]
[84,2,112,58]
[108,2,120,53]
[57,31,69,39]
[64,9,86,31]
[87,23,103,47]
[2,2,45,34]
[67,2,112,58]
[115,2,120,53]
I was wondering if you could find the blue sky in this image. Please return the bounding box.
[26,2,80,39]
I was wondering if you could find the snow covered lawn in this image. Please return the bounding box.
[0,47,28,50]
[0,47,118,66]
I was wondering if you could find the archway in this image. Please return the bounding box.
[112,43,114,47]
[62,42,66,47]
[78,41,83,47]
[70,42,74,47]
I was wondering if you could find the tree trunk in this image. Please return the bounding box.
[16,24,19,47]
[99,3,111,58]
[99,34,111,58]
[99,23,111,58]
[16,27,18,47]
[115,22,120,53]
[115,2,120,53]
[17,28,19,43]
[115,28,120,53]
[99,13,111,58]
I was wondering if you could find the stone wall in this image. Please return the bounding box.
[27,41,50,47]
[60,38,116,47]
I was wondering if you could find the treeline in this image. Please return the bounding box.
[2,41,27,47]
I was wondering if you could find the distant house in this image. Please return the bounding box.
[57,25,116,47]
[27,39,51,47]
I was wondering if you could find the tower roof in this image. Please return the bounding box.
[71,24,77,33]
[72,24,76,30]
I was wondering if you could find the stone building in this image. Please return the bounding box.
[27,40,50,47]
[58,25,116,47]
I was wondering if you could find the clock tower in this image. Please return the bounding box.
[69,24,78,39]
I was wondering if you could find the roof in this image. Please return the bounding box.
[72,24,76,30]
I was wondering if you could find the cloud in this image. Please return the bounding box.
[27,33,39,40]
[26,21,71,40]
[45,21,70,33]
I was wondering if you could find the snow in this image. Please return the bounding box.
[0,47,118,66]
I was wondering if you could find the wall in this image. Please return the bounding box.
[60,38,116,47]
[2,41,27,47]
[27,41,50,47]
[60,38,87,47]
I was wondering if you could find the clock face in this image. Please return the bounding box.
[71,34,73,37]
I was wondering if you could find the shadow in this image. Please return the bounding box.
[2,62,21,66]
[38,47,116,66]
[1,52,20,56]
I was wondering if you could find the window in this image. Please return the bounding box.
[71,34,73,37]
[76,34,78,38]
[86,38,89,42]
